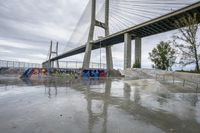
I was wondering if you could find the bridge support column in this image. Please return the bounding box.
[47,61,51,68]
[106,46,113,70]
[82,0,95,69]
[55,42,59,68]
[82,0,113,70]
[135,37,142,67]
[48,41,53,68]
[47,41,60,69]
[83,42,93,69]
[105,0,113,70]
[124,33,132,70]
[51,61,54,68]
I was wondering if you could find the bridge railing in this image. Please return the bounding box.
[0,59,107,69]
[58,61,106,69]
[0,60,41,68]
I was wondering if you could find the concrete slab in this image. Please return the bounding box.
[0,77,199,133]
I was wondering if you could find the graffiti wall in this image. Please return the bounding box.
[21,68,48,79]
[21,68,81,79]
[21,68,107,79]
[81,69,107,79]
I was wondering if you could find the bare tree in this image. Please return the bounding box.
[173,13,200,72]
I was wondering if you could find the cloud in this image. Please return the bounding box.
[0,0,89,64]
[0,0,199,70]
[0,47,12,53]
[0,39,39,49]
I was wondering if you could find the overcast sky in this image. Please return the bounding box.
[0,0,88,63]
[0,0,198,70]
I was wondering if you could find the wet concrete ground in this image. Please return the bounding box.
[0,77,200,133]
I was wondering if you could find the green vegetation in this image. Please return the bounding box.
[149,13,200,73]
[149,41,176,70]
[132,58,141,68]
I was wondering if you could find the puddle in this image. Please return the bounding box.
[0,77,199,133]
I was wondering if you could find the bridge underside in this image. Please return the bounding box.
[43,2,200,68]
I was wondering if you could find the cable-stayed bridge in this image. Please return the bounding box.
[42,0,200,70]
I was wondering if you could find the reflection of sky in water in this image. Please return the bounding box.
[107,106,165,133]
[141,93,199,120]
[86,79,200,125]
[91,100,104,114]
[90,84,105,93]
[110,80,124,98]
[127,85,200,124]
[0,78,200,133]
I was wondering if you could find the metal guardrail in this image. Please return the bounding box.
[0,60,41,68]
[156,72,200,89]
[47,61,106,69]
[0,60,106,69]
[130,68,200,89]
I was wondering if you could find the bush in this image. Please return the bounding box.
[132,59,141,68]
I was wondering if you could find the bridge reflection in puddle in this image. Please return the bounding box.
[0,78,199,133]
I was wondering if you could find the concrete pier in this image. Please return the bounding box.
[106,46,113,70]
[83,42,93,69]
[135,37,142,67]
[105,0,113,70]
[83,0,113,69]
[82,0,96,69]
[124,33,132,69]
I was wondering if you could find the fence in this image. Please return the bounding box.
[0,60,106,69]
[155,71,200,89]
[130,68,200,89]
[121,68,200,93]
[0,60,41,68]
[49,61,106,69]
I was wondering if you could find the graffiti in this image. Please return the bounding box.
[48,68,81,79]
[21,68,81,79]
[21,68,107,79]
[21,68,48,79]
[81,69,108,79]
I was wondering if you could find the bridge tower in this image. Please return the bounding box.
[82,0,113,70]
[48,41,59,68]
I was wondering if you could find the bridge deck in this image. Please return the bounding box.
[44,1,200,63]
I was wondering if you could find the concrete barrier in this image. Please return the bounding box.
[122,68,200,88]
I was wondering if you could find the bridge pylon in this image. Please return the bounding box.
[82,0,113,70]
[48,41,59,68]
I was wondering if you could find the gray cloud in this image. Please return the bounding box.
[0,0,89,64]
[0,0,198,70]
